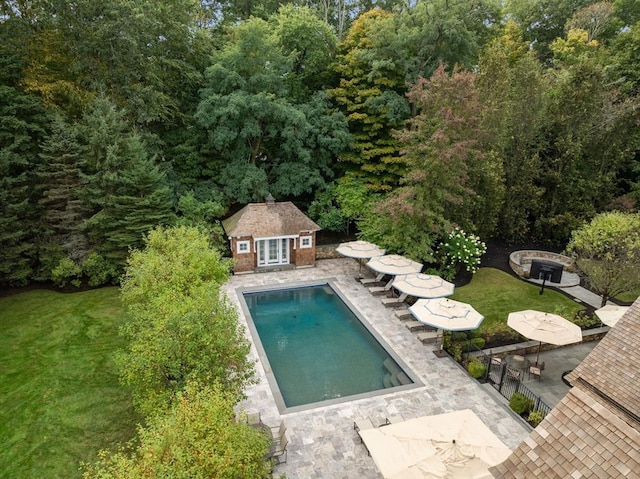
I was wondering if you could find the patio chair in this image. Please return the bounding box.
[270,435,289,464]
[270,420,286,445]
[384,414,403,425]
[246,412,262,427]
[354,417,375,455]
[529,365,541,380]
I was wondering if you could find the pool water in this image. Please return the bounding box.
[242,283,415,409]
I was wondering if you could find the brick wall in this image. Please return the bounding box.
[295,232,316,267]
[231,236,255,273]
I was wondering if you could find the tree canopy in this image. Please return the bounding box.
[1,0,640,286]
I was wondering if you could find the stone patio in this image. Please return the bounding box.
[222,258,530,478]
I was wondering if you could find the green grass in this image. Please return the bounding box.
[616,286,640,304]
[0,287,140,479]
[451,268,585,335]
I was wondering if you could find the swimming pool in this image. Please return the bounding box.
[238,280,420,412]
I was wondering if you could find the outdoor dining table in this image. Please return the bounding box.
[505,354,531,372]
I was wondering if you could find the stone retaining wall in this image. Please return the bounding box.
[316,244,342,260]
[483,327,608,359]
[509,250,577,278]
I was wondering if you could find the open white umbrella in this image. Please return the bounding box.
[409,297,484,351]
[336,240,385,277]
[594,304,630,328]
[392,273,455,300]
[358,409,511,479]
[367,254,423,277]
[507,310,582,365]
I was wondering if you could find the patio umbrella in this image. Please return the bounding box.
[336,240,386,277]
[409,297,484,350]
[507,310,582,365]
[392,273,455,300]
[358,409,511,479]
[367,254,423,277]
[594,304,630,328]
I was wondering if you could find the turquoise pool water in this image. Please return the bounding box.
[242,282,415,410]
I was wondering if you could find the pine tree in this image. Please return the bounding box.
[0,86,49,285]
[81,98,176,271]
[37,115,90,272]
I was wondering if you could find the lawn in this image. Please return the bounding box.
[451,268,585,338]
[616,286,640,304]
[0,287,140,479]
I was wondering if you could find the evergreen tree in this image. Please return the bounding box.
[81,98,176,272]
[36,115,90,279]
[0,86,49,286]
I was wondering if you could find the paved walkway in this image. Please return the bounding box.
[525,271,608,309]
[223,259,530,479]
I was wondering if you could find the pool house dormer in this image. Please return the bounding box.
[221,196,321,274]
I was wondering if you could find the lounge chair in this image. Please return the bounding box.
[394,310,413,321]
[416,330,439,344]
[405,320,427,332]
[368,279,395,296]
[381,292,408,307]
[360,273,385,285]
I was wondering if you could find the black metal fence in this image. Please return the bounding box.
[466,347,553,419]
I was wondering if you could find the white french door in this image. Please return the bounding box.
[257,238,289,266]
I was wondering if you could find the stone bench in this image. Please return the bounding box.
[509,250,577,278]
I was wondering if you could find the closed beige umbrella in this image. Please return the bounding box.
[392,273,455,299]
[359,409,511,479]
[594,304,630,327]
[336,240,385,277]
[507,310,582,365]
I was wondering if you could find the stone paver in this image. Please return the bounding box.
[222,259,530,478]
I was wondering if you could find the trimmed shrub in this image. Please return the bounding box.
[467,360,486,379]
[509,392,534,415]
[527,410,545,428]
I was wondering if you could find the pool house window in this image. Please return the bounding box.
[237,240,250,254]
[300,236,312,249]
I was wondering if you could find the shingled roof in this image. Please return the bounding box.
[490,297,640,479]
[221,201,320,238]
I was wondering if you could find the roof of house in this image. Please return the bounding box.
[221,201,321,239]
[490,298,640,479]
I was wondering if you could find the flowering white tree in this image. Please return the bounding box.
[440,227,487,275]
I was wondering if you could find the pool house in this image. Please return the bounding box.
[221,195,321,274]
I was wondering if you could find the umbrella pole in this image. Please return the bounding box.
[536,341,541,366]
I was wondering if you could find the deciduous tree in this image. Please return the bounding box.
[82,381,271,479]
[118,226,251,416]
[566,211,640,306]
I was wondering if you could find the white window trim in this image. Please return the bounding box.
[300,235,312,249]
[237,240,250,254]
